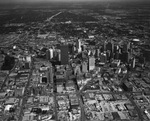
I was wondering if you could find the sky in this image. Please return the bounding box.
[0,0,147,3]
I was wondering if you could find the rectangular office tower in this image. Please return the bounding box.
[88,56,95,71]
[61,45,69,65]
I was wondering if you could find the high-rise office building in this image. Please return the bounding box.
[95,49,100,58]
[53,49,57,60]
[68,44,74,54]
[114,52,120,60]
[61,45,69,65]
[143,49,150,62]
[53,49,61,61]
[46,50,50,60]
[102,42,106,52]
[24,62,30,69]
[81,61,88,73]
[88,56,95,71]
[49,49,53,59]
[76,39,82,53]
[121,52,130,63]
[106,41,114,52]
[106,50,111,61]
[123,43,130,52]
[114,45,119,53]
[49,63,53,84]
[131,57,136,69]
[81,45,86,52]
[122,82,133,92]
[46,49,53,60]
[88,50,91,56]
[100,53,107,63]
[57,49,61,62]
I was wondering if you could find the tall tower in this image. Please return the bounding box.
[81,61,88,73]
[49,63,53,84]
[49,49,53,59]
[46,50,50,60]
[76,39,82,53]
[95,49,100,58]
[61,45,69,65]
[88,56,95,71]
[123,43,129,53]
[106,41,114,53]
[121,52,130,63]
[100,53,107,63]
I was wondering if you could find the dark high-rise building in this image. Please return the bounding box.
[121,52,130,63]
[106,50,111,61]
[46,50,50,60]
[101,42,106,52]
[81,45,86,52]
[24,62,30,69]
[114,52,120,60]
[100,53,107,63]
[61,45,69,65]
[143,49,150,62]
[114,45,119,53]
[123,42,131,53]
[106,42,114,52]
[49,64,53,84]
[68,44,74,54]
[95,49,100,58]
[56,44,61,49]
[122,82,133,92]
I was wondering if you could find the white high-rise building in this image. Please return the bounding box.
[49,49,53,59]
[76,39,82,53]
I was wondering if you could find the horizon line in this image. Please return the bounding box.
[0,0,150,4]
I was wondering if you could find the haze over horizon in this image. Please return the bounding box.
[0,0,149,4]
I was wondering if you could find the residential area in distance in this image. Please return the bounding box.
[0,1,150,121]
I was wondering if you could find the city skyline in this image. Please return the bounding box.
[0,0,150,120]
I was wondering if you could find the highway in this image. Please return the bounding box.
[18,60,34,121]
[53,78,58,121]
[45,12,62,22]
[73,78,85,121]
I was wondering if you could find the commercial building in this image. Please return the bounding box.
[111,60,121,67]
[121,52,130,63]
[76,39,82,53]
[46,50,50,60]
[88,56,95,71]
[143,49,150,62]
[61,45,69,65]
[122,82,133,92]
[106,41,114,53]
[95,49,100,58]
[81,61,88,73]
[46,49,54,60]
[122,43,130,52]
[100,53,107,63]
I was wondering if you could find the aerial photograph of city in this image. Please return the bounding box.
[0,0,150,121]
